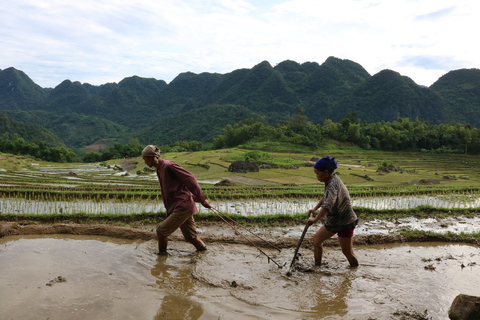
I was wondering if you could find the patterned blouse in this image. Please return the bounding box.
[320,174,357,229]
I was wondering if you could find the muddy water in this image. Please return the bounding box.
[0,235,162,320]
[1,236,479,320]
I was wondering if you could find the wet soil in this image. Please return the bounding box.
[1,221,479,319]
[1,220,479,248]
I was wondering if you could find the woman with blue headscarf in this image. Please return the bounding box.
[307,156,359,267]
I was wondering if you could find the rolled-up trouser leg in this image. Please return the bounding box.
[157,209,202,250]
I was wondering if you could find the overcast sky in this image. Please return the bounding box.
[1,0,478,88]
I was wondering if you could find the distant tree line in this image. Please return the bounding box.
[160,140,203,152]
[213,112,480,155]
[0,136,203,163]
[82,140,203,163]
[212,112,322,149]
[0,135,78,162]
[3,113,480,163]
[83,141,144,163]
[329,114,480,154]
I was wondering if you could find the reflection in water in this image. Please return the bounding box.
[309,271,353,318]
[151,251,204,320]
[155,295,203,320]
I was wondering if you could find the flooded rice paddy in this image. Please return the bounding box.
[3,194,480,214]
[1,234,479,320]
[2,196,480,235]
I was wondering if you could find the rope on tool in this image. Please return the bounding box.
[209,206,283,268]
[209,206,281,252]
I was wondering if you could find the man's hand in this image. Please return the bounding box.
[201,199,211,209]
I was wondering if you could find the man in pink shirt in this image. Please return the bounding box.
[142,145,211,255]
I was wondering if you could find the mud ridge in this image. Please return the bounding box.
[1,222,478,247]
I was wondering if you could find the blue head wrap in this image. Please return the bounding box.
[314,156,337,172]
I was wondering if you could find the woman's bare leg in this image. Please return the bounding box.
[338,236,358,267]
[312,226,335,266]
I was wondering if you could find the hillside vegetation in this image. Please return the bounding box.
[1,58,480,155]
[3,111,480,164]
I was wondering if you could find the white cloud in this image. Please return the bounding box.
[1,0,479,88]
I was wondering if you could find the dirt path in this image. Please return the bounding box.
[1,221,478,247]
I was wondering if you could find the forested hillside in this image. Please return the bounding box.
[1,57,480,153]
[0,112,65,147]
[430,69,480,126]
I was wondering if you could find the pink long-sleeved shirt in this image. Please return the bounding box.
[155,160,206,214]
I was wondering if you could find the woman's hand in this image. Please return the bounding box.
[306,211,316,225]
[307,216,317,226]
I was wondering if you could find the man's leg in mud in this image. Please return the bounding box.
[312,225,335,266]
[180,215,207,252]
[156,229,168,255]
[190,237,207,251]
[156,210,192,255]
[338,236,359,267]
